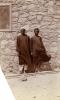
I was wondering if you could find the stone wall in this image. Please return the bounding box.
[0,0,60,72]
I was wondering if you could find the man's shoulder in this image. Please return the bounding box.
[38,35,42,39]
[30,36,34,41]
[17,33,21,36]
[31,35,35,39]
[31,35,41,38]
[17,34,21,38]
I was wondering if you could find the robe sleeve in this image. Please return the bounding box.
[16,36,20,52]
[30,38,33,55]
[40,37,47,53]
[28,36,31,54]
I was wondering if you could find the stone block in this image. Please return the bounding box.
[18,17,27,23]
[0,40,8,49]
[4,48,12,55]
[12,17,18,22]
[21,24,30,30]
[37,15,42,21]
[28,4,35,10]
[20,13,29,18]
[25,0,33,1]
[8,40,16,48]
[12,4,18,11]
[28,15,36,20]
[14,56,19,63]
[5,33,12,39]
[12,11,18,17]
[50,46,58,53]
[0,32,3,39]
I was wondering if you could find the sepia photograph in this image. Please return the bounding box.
[0,0,60,100]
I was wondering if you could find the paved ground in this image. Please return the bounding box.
[6,71,60,100]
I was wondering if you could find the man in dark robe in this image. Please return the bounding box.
[30,28,51,71]
[16,28,32,73]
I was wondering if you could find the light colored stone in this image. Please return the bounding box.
[48,7,54,14]
[50,47,58,52]
[25,0,33,1]
[4,48,12,54]
[18,17,27,23]
[12,12,18,17]
[12,17,18,22]
[0,0,60,72]
[56,0,60,6]
[48,1,54,6]
[22,5,27,9]
[37,15,42,21]
[55,7,60,14]
[20,13,29,18]
[28,16,36,20]
[21,25,30,30]
[28,4,35,10]
[12,5,17,11]
[53,15,60,19]
[5,33,12,39]
[9,40,15,46]
[14,56,19,63]
[43,16,52,22]
[0,32,3,39]
[1,40,8,49]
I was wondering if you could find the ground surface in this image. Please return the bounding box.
[6,71,60,100]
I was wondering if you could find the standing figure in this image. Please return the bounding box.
[16,28,32,73]
[30,28,51,71]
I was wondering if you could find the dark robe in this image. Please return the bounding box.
[30,35,51,66]
[16,34,31,67]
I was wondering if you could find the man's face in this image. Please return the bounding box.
[35,32,38,36]
[34,29,39,36]
[21,29,26,35]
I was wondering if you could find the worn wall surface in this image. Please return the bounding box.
[0,0,60,72]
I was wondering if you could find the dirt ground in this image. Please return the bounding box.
[6,71,60,100]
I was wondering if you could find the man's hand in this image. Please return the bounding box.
[31,52,33,55]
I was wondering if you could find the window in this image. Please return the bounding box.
[0,3,11,31]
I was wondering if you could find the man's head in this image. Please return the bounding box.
[34,28,39,36]
[20,28,26,35]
